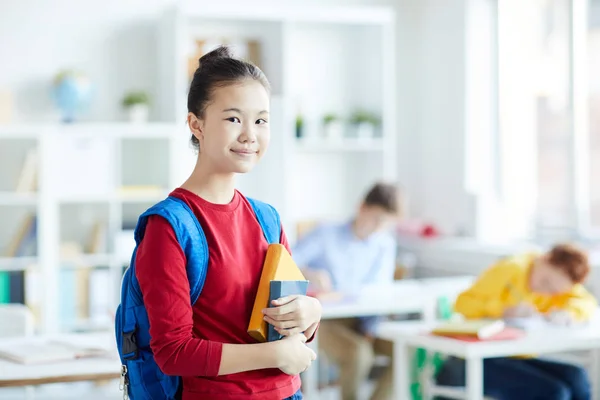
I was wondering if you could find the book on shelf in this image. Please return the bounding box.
[247,244,308,342]
[15,148,38,193]
[0,213,37,305]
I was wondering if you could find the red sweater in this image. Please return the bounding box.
[135,188,301,400]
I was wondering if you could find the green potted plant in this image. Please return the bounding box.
[349,109,380,139]
[322,113,343,141]
[295,114,304,138]
[122,91,150,123]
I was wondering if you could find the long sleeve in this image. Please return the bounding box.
[364,236,397,285]
[454,261,517,319]
[135,215,223,377]
[551,284,598,321]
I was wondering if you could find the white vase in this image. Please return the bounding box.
[323,121,344,141]
[356,122,375,140]
[127,104,149,123]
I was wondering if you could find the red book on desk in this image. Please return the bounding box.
[433,327,526,342]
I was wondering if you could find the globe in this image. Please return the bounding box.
[52,71,93,123]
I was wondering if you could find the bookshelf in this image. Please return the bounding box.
[0,123,190,334]
[0,2,397,335]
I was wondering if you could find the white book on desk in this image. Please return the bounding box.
[0,339,107,365]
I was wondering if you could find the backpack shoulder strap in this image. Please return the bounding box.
[246,197,281,244]
[135,196,208,304]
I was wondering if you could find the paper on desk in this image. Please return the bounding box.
[0,339,108,365]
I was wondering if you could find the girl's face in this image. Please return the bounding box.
[189,79,270,174]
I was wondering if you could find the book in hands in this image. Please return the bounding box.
[267,280,310,342]
[247,244,308,342]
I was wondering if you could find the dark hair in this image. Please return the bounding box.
[363,182,401,215]
[547,243,590,284]
[187,45,270,150]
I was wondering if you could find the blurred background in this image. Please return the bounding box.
[1,0,600,398]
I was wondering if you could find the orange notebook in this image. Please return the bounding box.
[247,244,307,342]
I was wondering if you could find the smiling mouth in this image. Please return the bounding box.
[231,149,258,155]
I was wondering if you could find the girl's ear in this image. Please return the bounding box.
[188,112,204,142]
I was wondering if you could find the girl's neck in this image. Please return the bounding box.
[181,157,236,204]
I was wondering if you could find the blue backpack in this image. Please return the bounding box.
[115,195,281,400]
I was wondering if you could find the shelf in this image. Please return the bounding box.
[62,319,113,333]
[60,253,113,268]
[118,193,168,203]
[57,195,112,204]
[0,192,38,206]
[295,138,385,152]
[0,123,182,139]
[180,3,394,25]
[0,257,38,271]
[0,125,41,138]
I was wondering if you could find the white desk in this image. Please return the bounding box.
[0,333,121,388]
[303,276,475,399]
[377,320,600,400]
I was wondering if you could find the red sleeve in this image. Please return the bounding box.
[135,215,222,377]
[280,226,320,342]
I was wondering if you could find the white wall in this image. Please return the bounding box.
[0,0,474,234]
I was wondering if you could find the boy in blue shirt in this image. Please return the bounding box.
[292,183,401,400]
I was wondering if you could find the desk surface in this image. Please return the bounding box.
[320,276,475,320]
[0,333,120,388]
[377,320,600,358]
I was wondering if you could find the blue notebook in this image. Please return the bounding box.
[267,280,309,342]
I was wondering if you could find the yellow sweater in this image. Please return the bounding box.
[454,253,597,321]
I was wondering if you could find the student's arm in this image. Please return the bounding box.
[454,260,517,319]
[136,216,282,376]
[551,284,598,322]
[364,236,397,284]
[292,225,332,293]
[292,225,324,271]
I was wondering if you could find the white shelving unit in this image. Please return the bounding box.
[157,2,398,242]
[0,123,191,335]
[0,2,397,335]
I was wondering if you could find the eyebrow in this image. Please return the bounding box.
[222,108,269,115]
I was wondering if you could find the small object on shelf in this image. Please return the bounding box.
[122,91,150,123]
[349,109,380,140]
[0,89,13,123]
[322,113,344,141]
[295,114,304,138]
[52,70,93,123]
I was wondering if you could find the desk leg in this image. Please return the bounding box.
[393,339,410,400]
[591,348,600,400]
[302,333,320,400]
[465,357,484,400]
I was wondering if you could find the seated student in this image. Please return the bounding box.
[292,182,402,400]
[435,243,597,400]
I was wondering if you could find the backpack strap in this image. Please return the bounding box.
[134,196,209,304]
[246,197,281,244]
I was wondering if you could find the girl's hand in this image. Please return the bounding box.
[503,302,537,318]
[545,309,575,326]
[263,295,322,338]
[274,333,317,375]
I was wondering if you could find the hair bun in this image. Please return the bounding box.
[199,45,233,66]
